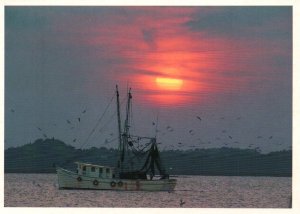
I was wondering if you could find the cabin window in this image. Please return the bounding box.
[99,168,103,173]
[91,167,95,172]
[83,166,86,171]
[106,168,110,173]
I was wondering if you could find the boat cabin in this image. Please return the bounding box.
[75,162,115,179]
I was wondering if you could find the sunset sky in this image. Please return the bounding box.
[5,6,292,152]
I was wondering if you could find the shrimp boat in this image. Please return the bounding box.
[56,85,177,191]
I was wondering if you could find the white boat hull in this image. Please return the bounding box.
[56,167,176,191]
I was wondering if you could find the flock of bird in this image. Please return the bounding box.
[153,115,285,152]
[9,107,290,152]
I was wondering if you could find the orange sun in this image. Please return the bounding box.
[155,77,183,91]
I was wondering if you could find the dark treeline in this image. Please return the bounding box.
[5,138,292,176]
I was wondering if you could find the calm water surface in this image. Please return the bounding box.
[4,173,291,207]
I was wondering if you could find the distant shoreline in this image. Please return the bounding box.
[4,172,292,177]
[5,138,292,177]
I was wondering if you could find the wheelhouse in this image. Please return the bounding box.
[75,162,115,179]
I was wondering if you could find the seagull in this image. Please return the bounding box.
[196,116,202,121]
[180,199,185,207]
[152,122,155,126]
[228,135,233,139]
[82,109,86,114]
[67,120,71,124]
[10,109,15,113]
[73,138,76,142]
[37,127,42,131]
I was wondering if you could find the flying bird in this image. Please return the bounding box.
[10,109,15,113]
[179,199,185,207]
[82,109,86,114]
[78,117,81,122]
[73,138,77,142]
[228,136,233,139]
[37,127,42,131]
[269,136,273,139]
[196,116,202,121]
[152,122,155,126]
[67,120,71,124]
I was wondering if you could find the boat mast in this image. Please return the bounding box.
[123,88,132,150]
[116,85,123,168]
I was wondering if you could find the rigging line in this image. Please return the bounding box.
[97,93,128,134]
[79,94,115,149]
[98,111,118,134]
[85,95,128,148]
[104,137,118,145]
[155,113,159,138]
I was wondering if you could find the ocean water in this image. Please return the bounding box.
[4,173,291,208]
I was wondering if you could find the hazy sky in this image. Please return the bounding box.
[5,6,292,152]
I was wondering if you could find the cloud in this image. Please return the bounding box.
[185,7,292,39]
[142,28,157,50]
